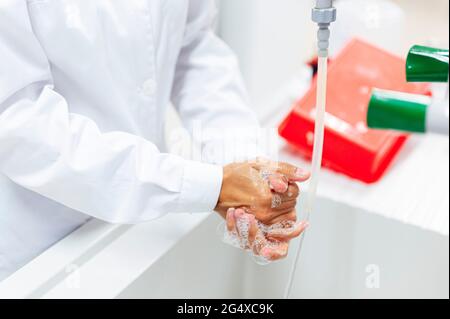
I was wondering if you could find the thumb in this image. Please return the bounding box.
[276,162,310,182]
[268,173,289,193]
[253,159,310,182]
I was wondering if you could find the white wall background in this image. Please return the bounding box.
[218,0,316,109]
[392,0,449,50]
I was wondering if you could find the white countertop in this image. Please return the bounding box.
[0,214,210,298]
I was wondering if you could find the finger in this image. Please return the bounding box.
[250,159,279,174]
[266,210,297,225]
[260,242,290,261]
[270,184,300,216]
[267,221,309,241]
[272,200,297,214]
[267,189,298,212]
[275,162,310,182]
[233,208,247,237]
[251,229,270,256]
[273,184,300,208]
[234,208,254,249]
[247,215,259,248]
[258,205,297,225]
[252,160,310,183]
[251,157,274,168]
[226,208,236,232]
[279,183,300,201]
[268,173,289,193]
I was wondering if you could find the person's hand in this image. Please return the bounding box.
[215,159,310,225]
[224,208,309,262]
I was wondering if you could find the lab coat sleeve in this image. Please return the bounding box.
[171,0,265,165]
[0,1,223,224]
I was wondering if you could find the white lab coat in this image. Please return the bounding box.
[0,0,259,281]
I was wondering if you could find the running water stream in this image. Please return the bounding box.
[284,56,328,299]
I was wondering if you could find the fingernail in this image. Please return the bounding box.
[274,180,289,192]
[268,175,285,190]
[295,168,310,179]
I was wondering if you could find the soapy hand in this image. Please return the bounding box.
[215,159,310,262]
[224,208,309,263]
[215,159,310,225]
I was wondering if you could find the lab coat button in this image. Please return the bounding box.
[141,79,156,97]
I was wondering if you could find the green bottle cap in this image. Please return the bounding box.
[406,45,449,83]
[367,89,430,133]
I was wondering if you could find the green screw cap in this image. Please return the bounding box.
[406,45,449,83]
[367,89,430,133]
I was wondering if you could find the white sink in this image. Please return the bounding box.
[119,198,449,299]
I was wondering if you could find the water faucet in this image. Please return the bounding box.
[312,0,337,57]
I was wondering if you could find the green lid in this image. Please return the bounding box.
[406,45,449,82]
[367,89,430,133]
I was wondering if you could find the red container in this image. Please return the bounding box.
[279,39,430,183]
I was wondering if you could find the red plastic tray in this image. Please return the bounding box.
[279,39,430,183]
